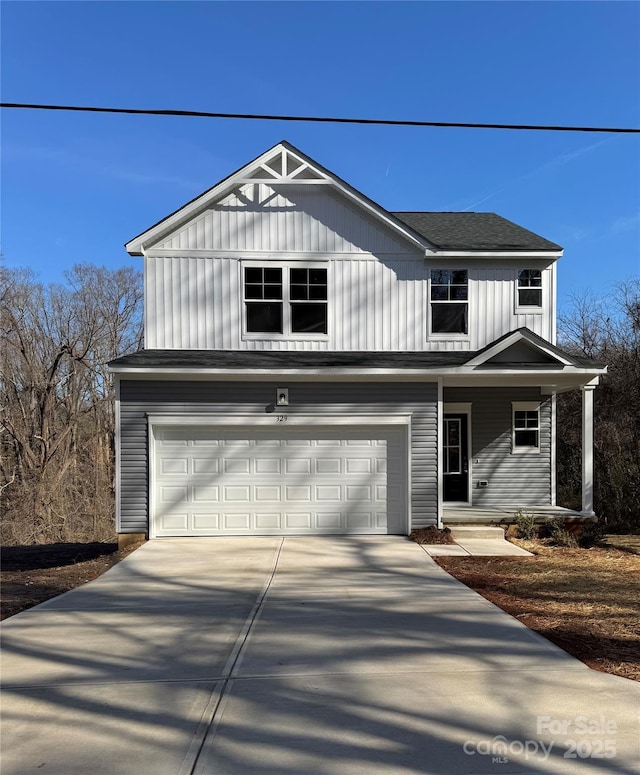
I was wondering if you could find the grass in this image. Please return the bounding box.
[436,540,640,682]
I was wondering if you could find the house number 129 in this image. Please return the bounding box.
[276,415,288,423]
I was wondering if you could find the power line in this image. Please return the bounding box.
[1,102,639,134]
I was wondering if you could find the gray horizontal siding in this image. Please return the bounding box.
[118,380,438,533]
[444,387,551,506]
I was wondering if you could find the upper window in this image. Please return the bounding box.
[430,269,468,335]
[244,266,328,336]
[517,269,542,308]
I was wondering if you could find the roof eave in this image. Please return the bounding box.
[108,363,606,380]
[426,249,564,259]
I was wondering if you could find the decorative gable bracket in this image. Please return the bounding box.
[238,147,330,185]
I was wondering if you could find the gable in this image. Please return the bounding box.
[465,328,577,368]
[149,183,418,254]
[127,141,427,256]
[482,340,563,365]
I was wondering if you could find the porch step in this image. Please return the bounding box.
[448,526,506,541]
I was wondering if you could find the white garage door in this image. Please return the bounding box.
[152,426,406,536]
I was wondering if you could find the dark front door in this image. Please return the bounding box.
[443,414,469,502]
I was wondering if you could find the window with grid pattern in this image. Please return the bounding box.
[430,269,468,335]
[517,269,542,307]
[243,266,327,335]
[512,404,541,451]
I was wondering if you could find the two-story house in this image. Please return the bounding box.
[109,141,606,539]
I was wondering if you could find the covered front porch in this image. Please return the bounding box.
[435,328,607,526]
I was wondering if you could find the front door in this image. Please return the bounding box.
[443,414,469,502]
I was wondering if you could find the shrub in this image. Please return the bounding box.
[514,509,537,539]
[578,521,607,548]
[546,517,579,548]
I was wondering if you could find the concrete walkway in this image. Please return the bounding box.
[423,526,534,557]
[1,537,638,774]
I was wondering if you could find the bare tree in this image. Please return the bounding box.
[557,278,640,530]
[0,264,142,544]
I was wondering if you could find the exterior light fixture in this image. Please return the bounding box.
[276,388,289,406]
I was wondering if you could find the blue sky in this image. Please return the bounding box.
[2,1,639,313]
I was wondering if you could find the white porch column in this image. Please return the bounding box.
[581,385,596,516]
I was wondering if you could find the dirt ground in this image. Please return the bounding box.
[437,540,640,682]
[0,541,144,620]
[1,538,638,683]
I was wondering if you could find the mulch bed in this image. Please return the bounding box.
[436,541,640,682]
[409,526,455,544]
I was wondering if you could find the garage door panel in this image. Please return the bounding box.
[160,458,188,475]
[153,426,406,536]
[158,431,189,446]
[255,513,281,529]
[315,485,341,501]
[223,486,251,502]
[285,513,312,529]
[193,514,220,530]
[285,458,311,474]
[285,485,311,501]
[255,458,281,474]
[316,458,341,474]
[346,485,373,501]
[255,485,281,501]
[316,512,342,529]
[224,514,251,530]
[345,512,374,529]
[159,513,189,531]
[193,458,219,474]
[193,486,220,503]
[345,458,372,474]
[160,486,189,505]
[223,458,251,474]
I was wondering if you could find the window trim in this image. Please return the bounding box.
[512,401,541,454]
[515,269,544,315]
[428,268,470,340]
[241,260,329,340]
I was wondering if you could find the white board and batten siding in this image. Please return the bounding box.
[154,184,409,255]
[144,182,555,351]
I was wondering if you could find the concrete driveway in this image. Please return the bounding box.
[1,537,638,774]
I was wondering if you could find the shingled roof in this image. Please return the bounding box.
[108,339,604,371]
[392,212,562,252]
[108,349,470,370]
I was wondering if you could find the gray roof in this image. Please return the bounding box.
[392,212,562,252]
[109,339,603,371]
[109,350,470,369]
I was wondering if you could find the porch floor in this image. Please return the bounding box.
[443,504,590,525]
